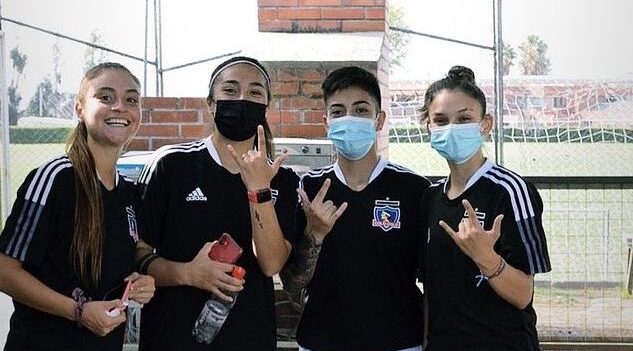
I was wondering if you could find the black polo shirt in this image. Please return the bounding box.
[295,158,430,351]
[422,159,551,351]
[137,138,299,351]
[0,155,139,351]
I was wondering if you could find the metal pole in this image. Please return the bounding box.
[161,50,241,73]
[158,0,164,96]
[153,0,159,96]
[1,17,155,64]
[389,26,494,51]
[493,0,505,165]
[0,3,11,222]
[143,0,148,96]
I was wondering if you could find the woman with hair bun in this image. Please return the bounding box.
[419,66,551,350]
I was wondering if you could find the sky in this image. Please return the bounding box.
[2,0,633,108]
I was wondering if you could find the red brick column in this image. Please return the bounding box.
[258,0,385,33]
[256,0,389,155]
[264,61,389,155]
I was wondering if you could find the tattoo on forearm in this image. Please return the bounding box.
[280,233,323,309]
[254,211,264,230]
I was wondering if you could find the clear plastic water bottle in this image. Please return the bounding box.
[192,266,246,344]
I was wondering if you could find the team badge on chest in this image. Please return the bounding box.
[372,199,401,232]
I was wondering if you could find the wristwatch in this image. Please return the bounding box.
[247,188,272,203]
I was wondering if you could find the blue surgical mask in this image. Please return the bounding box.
[327,116,376,161]
[430,123,482,164]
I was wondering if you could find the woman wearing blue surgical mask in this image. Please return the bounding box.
[281,66,431,351]
[419,66,551,351]
[136,56,299,351]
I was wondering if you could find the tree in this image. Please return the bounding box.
[502,42,516,76]
[25,77,74,118]
[8,46,27,125]
[83,29,108,72]
[26,77,56,117]
[387,4,410,71]
[519,35,551,75]
[26,44,74,118]
[52,42,62,90]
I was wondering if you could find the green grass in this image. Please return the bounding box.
[389,142,633,177]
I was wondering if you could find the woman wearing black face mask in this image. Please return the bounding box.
[136,56,299,351]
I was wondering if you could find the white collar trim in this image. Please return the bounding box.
[333,157,387,187]
[443,158,495,194]
[203,137,222,166]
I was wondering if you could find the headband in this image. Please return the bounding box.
[208,60,271,90]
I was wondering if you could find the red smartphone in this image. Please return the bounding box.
[208,233,243,264]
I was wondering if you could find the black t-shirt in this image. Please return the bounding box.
[421,159,551,351]
[0,156,140,351]
[294,159,430,351]
[137,138,299,351]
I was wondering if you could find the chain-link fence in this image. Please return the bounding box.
[535,181,633,342]
[4,94,75,208]
[388,78,633,342]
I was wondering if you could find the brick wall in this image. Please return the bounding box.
[267,63,329,139]
[258,0,386,33]
[130,61,390,152]
[131,97,211,151]
[131,87,328,151]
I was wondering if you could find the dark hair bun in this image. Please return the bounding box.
[448,65,475,84]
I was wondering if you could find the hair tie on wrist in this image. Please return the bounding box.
[72,287,88,328]
[137,253,160,275]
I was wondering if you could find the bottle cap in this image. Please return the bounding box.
[232,266,246,280]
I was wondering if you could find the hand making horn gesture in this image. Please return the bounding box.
[439,199,504,264]
[227,125,288,191]
[297,178,348,244]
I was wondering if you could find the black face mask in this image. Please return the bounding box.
[214,100,267,141]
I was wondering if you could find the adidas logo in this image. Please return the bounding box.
[186,187,207,201]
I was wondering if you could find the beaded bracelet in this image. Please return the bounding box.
[72,287,88,328]
[482,256,507,280]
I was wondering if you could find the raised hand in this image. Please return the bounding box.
[227,125,288,191]
[298,178,348,243]
[80,299,127,336]
[185,242,245,302]
[439,199,503,268]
